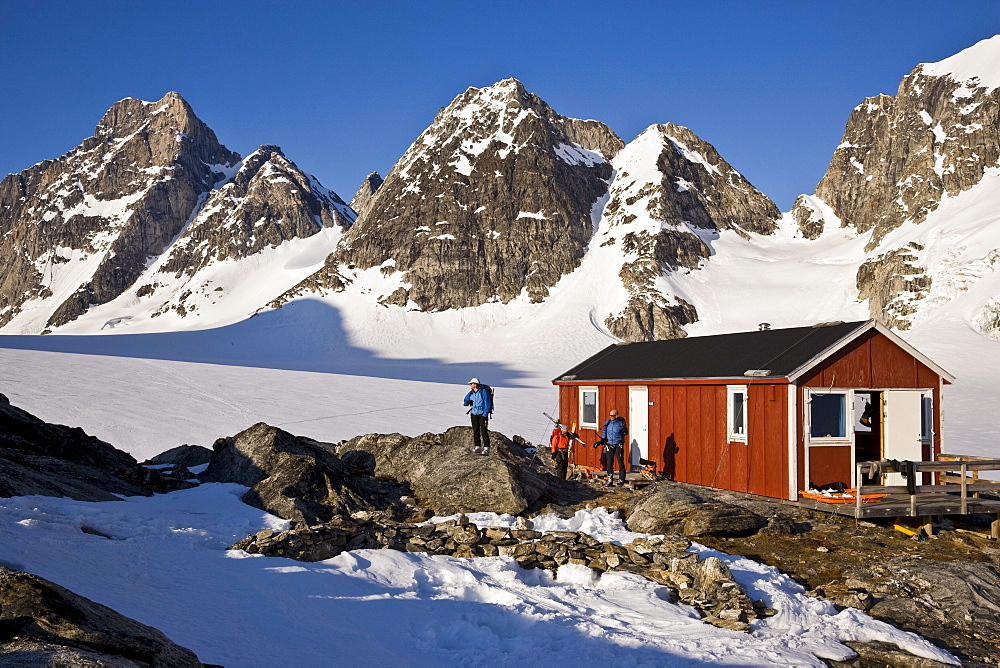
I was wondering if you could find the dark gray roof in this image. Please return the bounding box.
[555,321,872,382]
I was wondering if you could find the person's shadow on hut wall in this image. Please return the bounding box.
[660,433,678,480]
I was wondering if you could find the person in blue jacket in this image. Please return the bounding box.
[463,377,493,455]
[597,409,628,486]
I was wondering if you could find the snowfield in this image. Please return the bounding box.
[0,487,957,666]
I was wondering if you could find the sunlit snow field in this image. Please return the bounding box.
[0,485,957,666]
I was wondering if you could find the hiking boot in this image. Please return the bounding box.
[615,480,625,486]
[481,447,490,456]
[603,480,614,487]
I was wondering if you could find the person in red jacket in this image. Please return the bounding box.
[549,424,578,480]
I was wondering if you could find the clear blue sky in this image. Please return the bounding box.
[2,1,997,209]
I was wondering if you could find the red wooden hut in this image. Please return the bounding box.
[552,320,954,500]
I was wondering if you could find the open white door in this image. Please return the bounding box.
[883,390,924,486]
[629,386,648,471]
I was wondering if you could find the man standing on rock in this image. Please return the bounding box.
[549,423,578,479]
[463,378,493,455]
[598,409,628,487]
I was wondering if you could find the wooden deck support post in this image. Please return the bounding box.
[960,463,968,515]
[992,517,1000,541]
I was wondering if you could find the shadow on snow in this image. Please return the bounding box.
[0,299,528,387]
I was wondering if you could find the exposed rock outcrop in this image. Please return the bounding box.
[199,422,403,525]
[789,36,1000,328]
[0,393,190,501]
[625,478,1000,664]
[0,566,201,666]
[818,557,1000,663]
[349,171,383,218]
[334,427,559,516]
[856,242,932,329]
[625,481,763,538]
[143,444,212,468]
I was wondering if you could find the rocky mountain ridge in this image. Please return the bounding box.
[0,92,353,333]
[1,37,998,343]
[791,35,1000,331]
[0,92,240,331]
[281,78,626,312]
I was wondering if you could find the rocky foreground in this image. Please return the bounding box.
[3,398,1000,666]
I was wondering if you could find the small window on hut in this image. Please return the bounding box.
[809,391,848,441]
[727,386,747,441]
[580,388,598,428]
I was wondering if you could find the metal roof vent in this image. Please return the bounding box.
[758,323,771,331]
[744,369,771,377]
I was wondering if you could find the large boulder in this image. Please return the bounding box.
[199,422,396,524]
[143,444,212,468]
[625,481,762,538]
[0,393,190,501]
[0,566,201,666]
[682,503,762,538]
[625,482,706,534]
[334,427,557,516]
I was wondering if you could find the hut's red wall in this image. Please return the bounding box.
[809,446,853,489]
[558,381,790,498]
[648,382,788,499]
[796,330,945,491]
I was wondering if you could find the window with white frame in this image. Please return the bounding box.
[808,390,850,441]
[727,385,747,441]
[580,388,598,428]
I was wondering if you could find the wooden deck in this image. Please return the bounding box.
[795,457,1000,538]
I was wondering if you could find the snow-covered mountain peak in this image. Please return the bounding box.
[589,120,780,341]
[278,80,623,314]
[918,34,1000,92]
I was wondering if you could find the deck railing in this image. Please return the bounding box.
[855,457,1000,535]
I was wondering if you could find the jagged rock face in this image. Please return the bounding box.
[856,242,932,329]
[0,92,240,331]
[296,78,624,311]
[596,124,780,342]
[349,171,383,218]
[136,146,354,320]
[0,566,202,666]
[798,40,999,246]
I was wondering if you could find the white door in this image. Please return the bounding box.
[882,390,924,486]
[629,387,649,471]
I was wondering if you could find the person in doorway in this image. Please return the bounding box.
[463,378,493,455]
[549,423,578,480]
[598,409,628,486]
